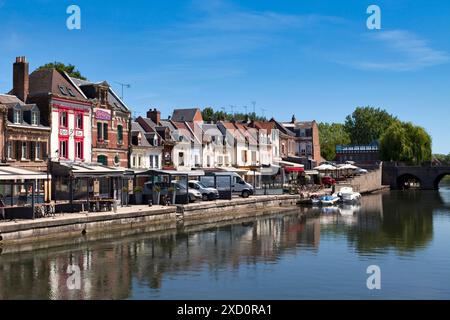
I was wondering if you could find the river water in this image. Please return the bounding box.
[1,182,449,300]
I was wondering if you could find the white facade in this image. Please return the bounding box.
[172,142,192,170]
[50,98,92,162]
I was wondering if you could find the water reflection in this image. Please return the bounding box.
[0,184,449,299]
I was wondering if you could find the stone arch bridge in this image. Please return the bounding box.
[382,164,450,190]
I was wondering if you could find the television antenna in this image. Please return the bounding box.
[115,81,131,100]
[260,107,267,118]
[251,101,256,114]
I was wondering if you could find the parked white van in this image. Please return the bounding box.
[212,172,254,198]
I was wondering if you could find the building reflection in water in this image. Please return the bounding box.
[0,189,445,299]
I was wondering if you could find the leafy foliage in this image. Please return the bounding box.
[433,153,450,164]
[380,121,432,164]
[37,62,87,80]
[318,122,351,161]
[344,107,397,144]
[201,107,266,122]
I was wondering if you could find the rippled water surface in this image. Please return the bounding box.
[1,182,450,299]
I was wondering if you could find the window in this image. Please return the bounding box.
[60,111,68,127]
[114,155,120,165]
[31,111,39,126]
[35,142,41,160]
[117,125,123,144]
[76,113,83,129]
[6,141,12,159]
[132,156,136,167]
[149,155,154,168]
[179,152,184,166]
[100,90,107,105]
[58,85,68,96]
[75,141,83,159]
[251,151,257,163]
[97,155,108,166]
[154,155,159,168]
[103,123,108,140]
[67,88,76,97]
[241,150,247,163]
[138,156,142,168]
[59,140,68,159]
[97,122,103,141]
[21,142,27,160]
[13,109,21,124]
[97,122,108,141]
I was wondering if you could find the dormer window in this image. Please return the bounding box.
[13,109,22,124]
[31,111,39,126]
[58,85,68,96]
[100,89,108,105]
[67,88,76,97]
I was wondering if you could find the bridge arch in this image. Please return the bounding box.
[434,173,450,189]
[397,173,422,190]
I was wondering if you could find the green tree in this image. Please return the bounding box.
[433,153,450,164]
[201,107,215,122]
[318,122,351,161]
[37,62,87,80]
[380,121,432,164]
[344,107,397,144]
[201,107,266,122]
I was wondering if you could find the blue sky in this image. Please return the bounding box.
[0,0,449,153]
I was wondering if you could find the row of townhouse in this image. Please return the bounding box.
[1,56,321,178]
[0,57,131,172]
[130,107,321,174]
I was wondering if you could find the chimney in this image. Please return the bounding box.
[147,108,161,125]
[13,56,29,102]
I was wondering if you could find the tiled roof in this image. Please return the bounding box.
[171,108,201,122]
[28,69,88,102]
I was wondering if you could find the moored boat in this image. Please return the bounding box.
[320,195,340,206]
[338,187,361,203]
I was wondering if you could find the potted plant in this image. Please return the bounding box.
[153,185,161,205]
[134,186,143,204]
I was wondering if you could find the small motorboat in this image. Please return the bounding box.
[338,187,362,203]
[320,195,340,206]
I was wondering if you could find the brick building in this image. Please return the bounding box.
[282,116,321,168]
[24,58,92,163]
[0,94,50,172]
[71,79,131,167]
[0,104,6,161]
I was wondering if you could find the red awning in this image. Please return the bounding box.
[284,167,304,173]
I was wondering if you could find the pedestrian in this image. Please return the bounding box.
[0,194,6,220]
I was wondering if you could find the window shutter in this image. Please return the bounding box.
[42,142,47,159]
[30,142,35,161]
[15,141,21,160]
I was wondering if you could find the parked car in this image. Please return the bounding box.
[143,180,202,203]
[188,180,219,201]
[321,176,336,187]
[172,181,202,203]
[212,172,254,198]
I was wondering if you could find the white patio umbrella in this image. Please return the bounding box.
[338,164,358,170]
[314,164,337,171]
[314,164,337,178]
[338,163,358,178]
